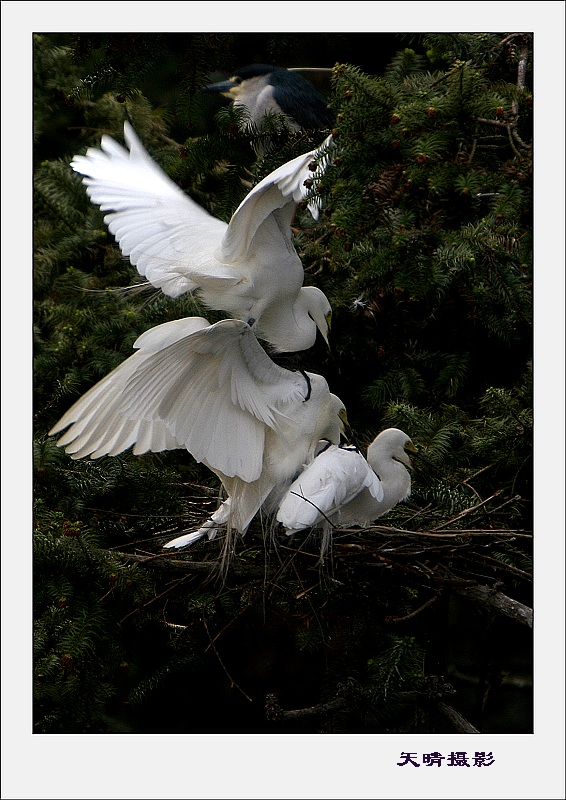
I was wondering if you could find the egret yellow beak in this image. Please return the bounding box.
[322,310,332,351]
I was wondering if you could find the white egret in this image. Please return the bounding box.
[49,317,347,536]
[276,429,417,542]
[164,428,413,550]
[71,122,332,353]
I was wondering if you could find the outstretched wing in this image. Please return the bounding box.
[221,136,332,263]
[71,122,235,297]
[50,318,308,483]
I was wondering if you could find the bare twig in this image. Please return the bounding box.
[460,462,494,488]
[467,550,532,582]
[385,594,439,623]
[204,593,260,651]
[266,694,349,721]
[397,676,481,733]
[515,42,530,93]
[467,135,478,166]
[431,491,504,530]
[360,527,531,538]
[512,128,532,151]
[496,33,530,50]
[266,679,361,723]
[453,583,532,627]
[507,124,523,159]
[119,573,193,624]
[397,691,480,733]
[119,551,270,580]
[202,614,253,702]
[476,117,508,129]
[436,701,481,733]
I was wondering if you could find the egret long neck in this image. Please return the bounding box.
[367,449,412,507]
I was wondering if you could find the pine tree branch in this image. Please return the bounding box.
[453,583,532,628]
[436,701,482,734]
[496,33,530,51]
[397,676,481,733]
[429,60,472,88]
[506,124,523,159]
[477,33,531,150]
[515,41,530,93]
[476,117,509,129]
[396,692,480,733]
[511,128,532,151]
[265,679,362,723]
[266,693,348,722]
[266,676,480,733]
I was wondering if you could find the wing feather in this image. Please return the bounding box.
[221,146,322,264]
[277,446,384,532]
[50,318,308,482]
[71,122,231,297]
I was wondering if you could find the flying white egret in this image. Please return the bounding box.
[276,428,417,545]
[70,122,332,353]
[49,317,348,536]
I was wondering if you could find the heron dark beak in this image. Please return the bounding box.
[201,78,235,95]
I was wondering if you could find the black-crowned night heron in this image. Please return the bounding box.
[276,428,417,548]
[49,316,348,539]
[70,121,333,353]
[203,63,334,131]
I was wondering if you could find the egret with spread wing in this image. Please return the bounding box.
[71,122,332,353]
[49,317,347,536]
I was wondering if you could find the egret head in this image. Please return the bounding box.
[301,286,332,348]
[368,428,417,469]
[322,393,349,444]
[338,405,350,438]
[338,394,350,444]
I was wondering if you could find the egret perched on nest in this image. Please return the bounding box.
[70,122,332,354]
[203,64,334,132]
[49,317,348,538]
[276,428,417,552]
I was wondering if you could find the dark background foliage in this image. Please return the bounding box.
[33,32,533,735]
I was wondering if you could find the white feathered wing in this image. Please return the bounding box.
[277,429,416,537]
[277,445,384,533]
[71,123,332,352]
[50,317,346,535]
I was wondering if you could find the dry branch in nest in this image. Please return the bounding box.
[104,480,532,631]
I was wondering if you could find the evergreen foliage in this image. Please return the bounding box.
[33,33,532,734]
